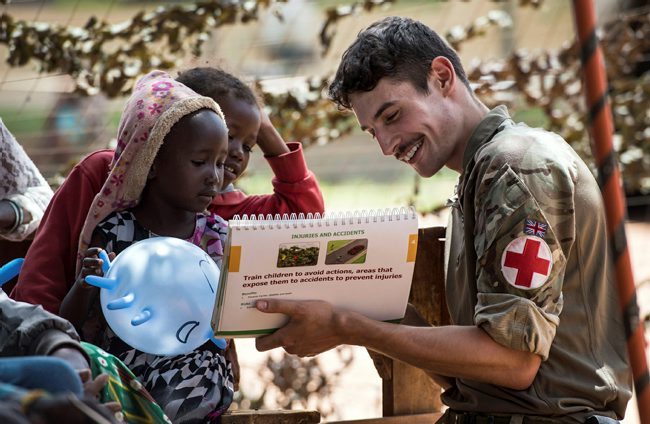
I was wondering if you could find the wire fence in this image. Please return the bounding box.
[0,0,579,182]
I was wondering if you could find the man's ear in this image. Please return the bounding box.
[429,56,456,96]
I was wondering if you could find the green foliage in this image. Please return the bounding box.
[470,8,650,194]
[0,107,49,136]
[256,78,358,148]
[277,246,320,268]
[0,1,289,97]
[1,0,648,197]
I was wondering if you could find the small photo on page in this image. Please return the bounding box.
[276,242,320,268]
[325,239,368,265]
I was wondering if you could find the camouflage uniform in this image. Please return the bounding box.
[443,106,632,422]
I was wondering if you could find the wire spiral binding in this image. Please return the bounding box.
[229,207,416,230]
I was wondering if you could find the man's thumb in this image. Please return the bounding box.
[255,300,270,312]
[255,299,293,313]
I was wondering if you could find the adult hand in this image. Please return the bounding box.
[254,299,344,357]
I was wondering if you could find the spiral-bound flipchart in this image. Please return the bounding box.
[211,208,419,337]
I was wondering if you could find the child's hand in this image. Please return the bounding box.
[76,248,114,288]
[81,373,121,414]
[256,109,290,157]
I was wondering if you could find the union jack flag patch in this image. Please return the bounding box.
[524,219,548,238]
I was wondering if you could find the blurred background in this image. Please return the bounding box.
[0,0,649,421]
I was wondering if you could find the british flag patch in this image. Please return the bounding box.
[524,219,547,238]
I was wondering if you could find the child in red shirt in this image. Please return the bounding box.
[12,67,324,314]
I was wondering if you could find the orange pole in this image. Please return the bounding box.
[571,1,650,422]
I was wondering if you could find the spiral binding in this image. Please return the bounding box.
[229,207,417,230]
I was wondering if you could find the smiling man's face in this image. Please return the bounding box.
[350,75,465,177]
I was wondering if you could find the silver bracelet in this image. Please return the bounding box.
[5,199,23,233]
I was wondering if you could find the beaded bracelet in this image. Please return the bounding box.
[5,199,23,233]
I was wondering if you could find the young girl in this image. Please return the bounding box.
[59,70,233,423]
[176,67,324,218]
[12,67,324,315]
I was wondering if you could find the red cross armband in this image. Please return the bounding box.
[501,234,552,290]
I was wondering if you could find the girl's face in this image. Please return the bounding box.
[149,109,228,212]
[219,94,261,189]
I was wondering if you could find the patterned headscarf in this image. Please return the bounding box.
[76,70,226,273]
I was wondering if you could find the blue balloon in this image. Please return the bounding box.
[0,258,24,287]
[85,237,226,355]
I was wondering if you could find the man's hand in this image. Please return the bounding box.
[254,299,344,357]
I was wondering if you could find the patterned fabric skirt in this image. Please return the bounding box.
[117,343,234,423]
[82,342,171,424]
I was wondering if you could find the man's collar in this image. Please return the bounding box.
[461,105,511,171]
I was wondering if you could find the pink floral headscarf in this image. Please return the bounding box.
[76,70,226,273]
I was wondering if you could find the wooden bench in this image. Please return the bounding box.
[1,227,448,423]
[222,409,321,423]
[329,413,443,423]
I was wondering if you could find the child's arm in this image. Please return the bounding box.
[255,111,291,157]
[211,111,325,219]
[59,231,110,332]
[0,119,53,242]
[11,150,113,313]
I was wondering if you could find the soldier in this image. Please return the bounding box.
[254,16,632,423]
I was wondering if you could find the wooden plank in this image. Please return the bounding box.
[382,226,448,417]
[383,359,444,416]
[221,409,320,424]
[409,226,449,327]
[328,412,442,423]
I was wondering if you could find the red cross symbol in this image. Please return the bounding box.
[503,237,551,288]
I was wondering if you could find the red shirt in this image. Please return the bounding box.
[214,142,324,218]
[11,143,324,313]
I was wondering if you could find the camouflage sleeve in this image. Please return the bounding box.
[472,156,575,360]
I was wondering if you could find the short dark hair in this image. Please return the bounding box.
[176,67,259,108]
[327,16,470,110]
